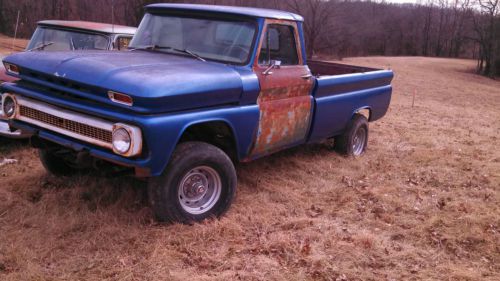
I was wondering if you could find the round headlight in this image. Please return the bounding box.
[112,128,131,154]
[3,95,16,118]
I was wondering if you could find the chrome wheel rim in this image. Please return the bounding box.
[178,166,222,215]
[352,127,367,156]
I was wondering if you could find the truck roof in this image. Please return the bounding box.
[145,4,304,22]
[37,20,137,35]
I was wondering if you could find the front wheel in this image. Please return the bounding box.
[335,114,369,156]
[148,142,237,223]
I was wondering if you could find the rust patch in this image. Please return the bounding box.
[258,84,311,102]
[251,95,312,156]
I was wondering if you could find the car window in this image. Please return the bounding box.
[26,27,110,51]
[129,13,257,64]
[259,24,299,66]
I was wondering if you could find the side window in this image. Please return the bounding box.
[258,24,299,66]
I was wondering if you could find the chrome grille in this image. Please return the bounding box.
[19,106,112,143]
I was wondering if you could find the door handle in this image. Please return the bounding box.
[301,74,313,80]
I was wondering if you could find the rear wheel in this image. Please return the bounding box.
[335,114,369,156]
[148,141,237,223]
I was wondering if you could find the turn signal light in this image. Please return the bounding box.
[4,63,19,75]
[108,91,133,106]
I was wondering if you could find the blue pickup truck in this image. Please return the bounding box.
[1,4,393,223]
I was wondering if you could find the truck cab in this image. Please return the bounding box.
[1,4,393,223]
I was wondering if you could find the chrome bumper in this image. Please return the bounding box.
[0,119,30,139]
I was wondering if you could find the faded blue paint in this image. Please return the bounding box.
[307,70,393,142]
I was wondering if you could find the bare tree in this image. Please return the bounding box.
[284,0,336,58]
[472,0,499,76]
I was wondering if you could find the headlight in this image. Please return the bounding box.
[1,94,17,119]
[112,123,142,157]
[112,127,131,154]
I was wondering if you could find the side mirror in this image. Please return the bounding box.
[262,60,282,76]
[272,60,282,68]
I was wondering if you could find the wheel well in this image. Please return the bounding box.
[355,108,371,121]
[178,122,238,161]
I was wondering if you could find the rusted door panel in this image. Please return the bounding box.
[251,95,312,156]
[249,19,314,158]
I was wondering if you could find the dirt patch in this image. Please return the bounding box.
[0,56,499,280]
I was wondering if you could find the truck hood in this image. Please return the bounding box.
[3,51,244,113]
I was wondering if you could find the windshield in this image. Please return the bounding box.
[26,27,110,51]
[129,13,257,64]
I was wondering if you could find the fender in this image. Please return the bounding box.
[351,106,372,121]
[138,105,261,176]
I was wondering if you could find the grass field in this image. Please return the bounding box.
[0,34,28,55]
[0,56,499,280]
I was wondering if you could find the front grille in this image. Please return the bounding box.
[23,70,96,94]
[20,106,112,143]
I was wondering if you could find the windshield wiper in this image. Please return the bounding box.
[27,42,54,52]
[172,48,206,62]
[130,45,206,62]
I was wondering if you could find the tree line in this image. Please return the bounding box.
[0,0,498,77]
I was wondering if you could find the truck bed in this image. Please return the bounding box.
[308,60,378,77]
[307,60,394,143]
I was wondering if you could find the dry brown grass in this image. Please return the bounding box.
[0,34,28,55]
[0,56,499,280]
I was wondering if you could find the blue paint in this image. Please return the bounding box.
[308,85,392,142]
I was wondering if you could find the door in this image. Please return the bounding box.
[249,20,314,157]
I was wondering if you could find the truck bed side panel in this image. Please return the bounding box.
[308,70,393,142]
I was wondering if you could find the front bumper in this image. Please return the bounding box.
[0,119,31,139]
[9,119,152,177]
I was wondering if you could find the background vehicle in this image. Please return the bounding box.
[0,20,136,138]
[1,4,393,223]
